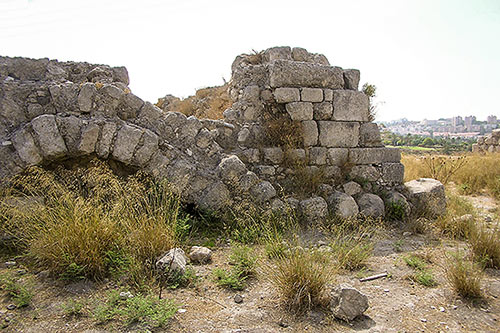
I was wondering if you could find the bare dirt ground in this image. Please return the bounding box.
[1,193,499,332]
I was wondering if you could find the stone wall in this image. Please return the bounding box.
[472,129,500,153]
[0,47,407,220]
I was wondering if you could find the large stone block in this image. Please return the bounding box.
[96,121,117,159]
[217,155,248,183]
[302,120,318,147]
[299,197,328,222]
[301,88,323,102]
[250,181,277,203]
[349,165,380,182]
[308,147,327,165]
[111,124,143,164]
[332,91,369,122]
[78,83,96,113]
[349,147,400,164]
[263,147,284,164]
[359,123,382,147]
[343,69,360,90]
[133,130,159,166]
[318,121,359,147]
[274,87,300,103]
[286,102,313,121]
[56,115,83,153]
[327,191,359,218]
[263,46,292,62]
[77,122,100,155]
[12,127,42,165]
[327,148,349,166]
[379,163,404,184]
[405,178,446,217]
[356,193,385,218]
[31,115,67,159]
[269,60,344,89]
[313,102,333,120]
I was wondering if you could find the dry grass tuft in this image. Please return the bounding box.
[469,226,500,269]
[434,193,476,239]
[267,249,333,313]
[445,252,483,299]
[0,160,184,282]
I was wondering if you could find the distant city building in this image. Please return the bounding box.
[464,116,476,131]
[452,116,463,127]
[487,115,498,124]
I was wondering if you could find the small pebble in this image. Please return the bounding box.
[278,320,289,328]
[16,269,27,275]
[431,306,436,310]
[234,294,243,304]
[6,305,16,310]
[439,306,445,312]
[384,289,390,293]
[403,231,412,237]
[4,261,16,267]
[452,305,458,310]
[177,309,187,313]
[421,318,427,322]
[119,291,133,300]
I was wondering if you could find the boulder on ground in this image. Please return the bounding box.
[189,246,212,264]
[404,178,446,217]
[330,284,369,321]
[356,193,385,218]
[327,191,359,218]
[299,196,328,222]
[156,248,188,275]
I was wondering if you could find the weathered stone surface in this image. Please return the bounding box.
[343,69,360,90]
[111,124,143,163]
[240,148,260,164]
[301,88,323,102]
[356,193,385,218]
[12,127,42,165]
[117,93,144,120]
[189,246,212,263]
[359,123,382,147]
[405,178,446,217]
[198,181,231,210]
[299,197,328,222]
[285,149,306,164]
[313,102,333,120]
[57,115,83,153]
[327,148,349,166]
[349,148,400,164]
[269,60,344,89]
[31,115,67,159]
[327,191,359,218]
[318,121,359,147]
[250,181,276,203]
[78,83,96,113]
[263,147,283,164]
[77,122,100,155]
[156,248,188,275]
[343,181,362,197]
[274,87,300,103]
[308,147,327,165]
[96,121,117,159]
[133,130,159,166]
[238,171,259,192]
[302,121,318,147]
[330,284,369,322]
[286,102,313,121]
[349,165,380,182]
[332,91,369,122]
[217,155,247,183]
[263,46,292,62]
[379,163,404,184]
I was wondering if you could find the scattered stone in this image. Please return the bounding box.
[330,284,369,322]
[16,269,27,275]
[278,320,289,328]
[402,231,412,237]
[6,305,16,311]
[189,246,212,264]
[421,318,427,323]
[177,308,187,313]
[156,248,188,275]
[327,191,359,218]
[119,291,133,300]
[405,178,446,217]
[234,294,243,304]
[356,193,385,218]
[299,197,328,222]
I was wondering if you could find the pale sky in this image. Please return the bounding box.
[1,0,499,121]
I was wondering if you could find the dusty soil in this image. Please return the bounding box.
[1,194,499,332]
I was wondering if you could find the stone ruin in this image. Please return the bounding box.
[472,129,500,153]
[0,46,412,221]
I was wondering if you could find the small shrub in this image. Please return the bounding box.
[213,268,245,291]
[386,200,406,221]
[164,267,198,289]
[469,226,500,269]
[331,238,373,270]
[393,240,404,252]
[93,290,177,327]
[267,250,332,313]
[0,274,33,307]
[445,252,482,299]
[435,193,476,239]
[265,239,288,259]
[411,270,437,287]
[229,244,257,277]
[404,254,427,271]
[60,299,85,317]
